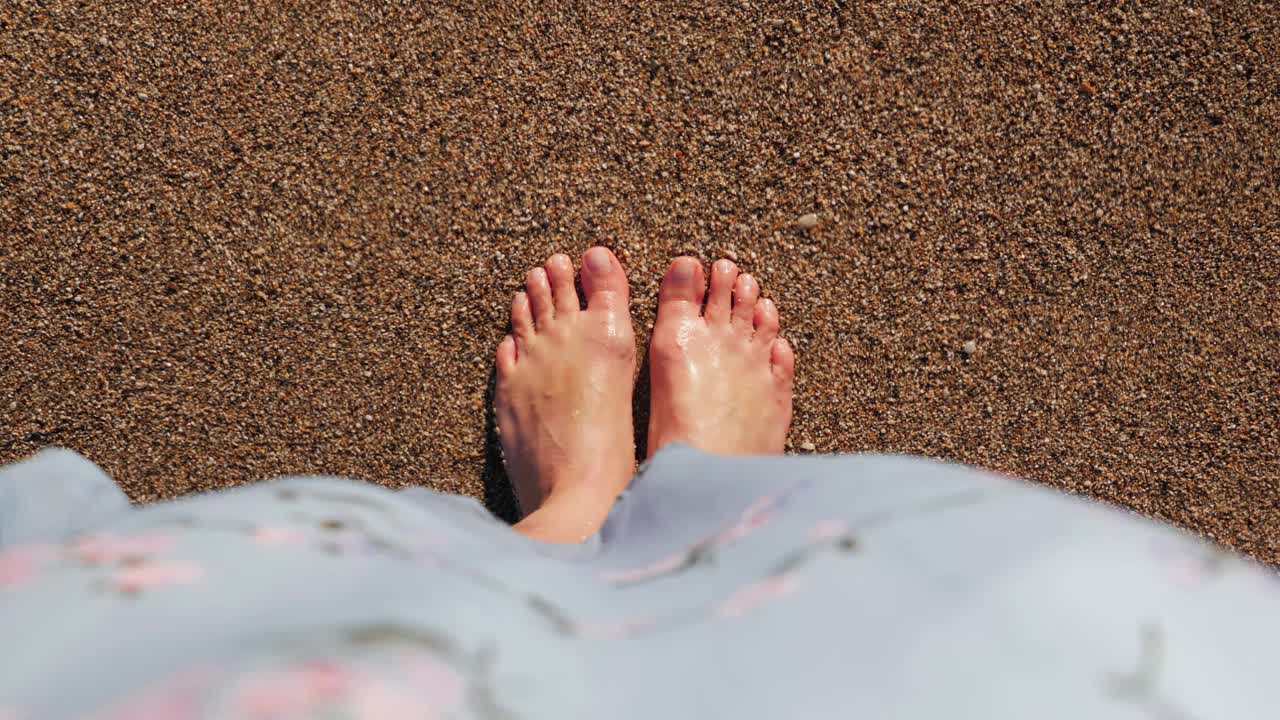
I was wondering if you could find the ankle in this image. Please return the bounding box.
[515,473,629,542]
[515,499,603,543]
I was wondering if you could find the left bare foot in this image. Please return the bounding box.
[495,247,637,542]
[645,257,795,458]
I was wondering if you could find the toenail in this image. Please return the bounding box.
[670,260,694,284]
[715,259,735,273]
[586,247,612,274]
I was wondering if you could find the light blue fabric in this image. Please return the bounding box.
[1,446,1277,719]
[0,449,129,546]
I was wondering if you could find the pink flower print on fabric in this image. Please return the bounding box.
[230,658,454,720]
[250,526,308,547]
[808,520,849,542]
[599,552,687,584]
[570,617,656,640]
[0,543,54,588]
[717,573,799,619]
[602,494,778,584]
[347,676,439,720]
[112,561,204,594]
[230,660,352,720]
[85,668,218,720]
[70,532,175,565]
[398,653,465,709]
[708,496,777,547]
[1149,537,1228,588]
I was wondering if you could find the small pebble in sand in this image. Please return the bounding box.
[799,441,817,452]
[796,213,819,230]
[961,340,977,356]
[363,414,374,422]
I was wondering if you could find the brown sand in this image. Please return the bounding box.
[2,2,1278,559]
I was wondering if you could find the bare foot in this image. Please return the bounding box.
[495,247,637,542]
[646,257,795,457]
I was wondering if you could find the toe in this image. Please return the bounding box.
[545,253,580,313]
[581,246,629,310]
[525,267,555,327]
[496,334,517,374]
[511,291,534,338]
[770,337,795,383]
[732,273,760,326]
[753,298,780,343]
[705,259,739,324]
[657,257,706,321]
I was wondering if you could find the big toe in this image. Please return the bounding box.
[657,256,706,321]
[581,246,629,310]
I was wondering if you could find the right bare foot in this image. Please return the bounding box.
[495,248,638,543]
[646,257,795,458]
